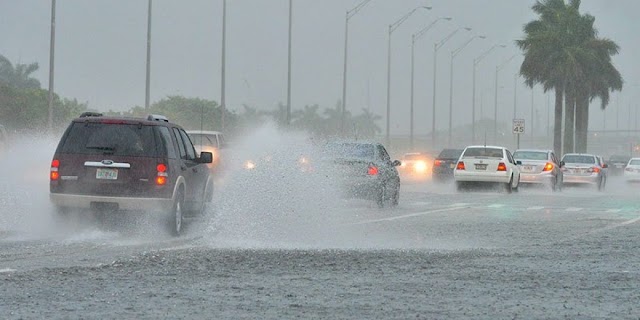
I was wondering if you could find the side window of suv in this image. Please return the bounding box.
[172,128,187,159]
[157,126,177,159]
[179,129,196,160]
[377,145,391,162]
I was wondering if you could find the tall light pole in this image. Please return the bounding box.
[386,5,431,146]
[431,27,469,148]
[286,0,292,126]
[494,53,517,143]
[48,0,56,133]
[472,44,504,144]
[145,0,152,110]
[409,17,452,150]
[341,0,373,136]
[448,34,485,146]
[220,0,227,131]
[531,85,535,140]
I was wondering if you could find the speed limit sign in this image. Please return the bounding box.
[512,119,525,134]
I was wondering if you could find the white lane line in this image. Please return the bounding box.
[527,206,544,210]
[451,202,471,207]
[345,206,468,226]
[606,209,622,213]
[409,201,431,207]
[488,204,505,208]
[565,207,582,212]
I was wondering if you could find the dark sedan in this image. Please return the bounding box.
[324,141,401,208]
[432,148,463,182]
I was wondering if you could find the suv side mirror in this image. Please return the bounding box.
[392,160,401,167]
[198,152,213,164]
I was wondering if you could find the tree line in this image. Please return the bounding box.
[0,54,380,139]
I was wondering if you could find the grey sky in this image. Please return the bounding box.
[1,0,637,135]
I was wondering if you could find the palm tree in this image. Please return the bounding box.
[518,0,622,155]
[0,54,41,89]
[351,108,382,139]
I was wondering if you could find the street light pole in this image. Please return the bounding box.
[220,0,227,131]
[432,28,467,149]
[47,0,56,133]
[145,0,152,111]
[286,0,292,126]
[409,17,451,150]
[448,35,484,146]
[493,53,517,143]
[341,0,373,136]
[472,44,504,144]
[385,6,431,146]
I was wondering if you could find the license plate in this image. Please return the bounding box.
[449,163,455,169]
[523,165,533,172]
[474,164,487,170]
[96,168,118,180]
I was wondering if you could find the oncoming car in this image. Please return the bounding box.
[513,149,563,191]
[50,113,214,236]
[454,146,521,193]
[186,130,227,173]
[398,152,432,180]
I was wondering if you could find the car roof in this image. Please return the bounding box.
[71,115,178,127]
[186,130,223,135]
[464,145,506,149]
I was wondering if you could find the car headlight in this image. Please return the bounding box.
[245,160,256,170]
[414,161,427,173]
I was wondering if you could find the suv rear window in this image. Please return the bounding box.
[60,122,158,157]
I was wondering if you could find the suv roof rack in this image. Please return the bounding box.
[79,112,103,118]
[147,114,169,122]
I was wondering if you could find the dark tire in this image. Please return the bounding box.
[376,186,385,208]
[513,176,519,192]
[391,187,400,207]
[167,191,185,237]
[505,176,513,194]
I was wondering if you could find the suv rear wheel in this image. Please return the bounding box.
[167,190,185,236]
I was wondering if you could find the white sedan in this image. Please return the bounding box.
[624,158,640,183]
[454,145,521,193]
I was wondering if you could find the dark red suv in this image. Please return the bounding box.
[49,113,213,236]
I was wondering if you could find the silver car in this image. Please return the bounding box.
[561,153,607,191]
[513,149,563,191]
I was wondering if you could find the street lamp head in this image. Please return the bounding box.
[443,17,453,21]
[499,44,507,48]
[464,27,472,31]
[421,6,433,10]
[478,35,487,39]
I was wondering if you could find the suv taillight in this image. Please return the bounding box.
[368,165,379,175]
[156,163,168,185]
[497,162,507,171]
[50,159,60,181]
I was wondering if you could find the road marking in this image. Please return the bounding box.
[565,207,582,212]
[527,206,544,210]
[606,209,622,213]
[556,215,640,244]
[451,203,471,207]
[345,206,468,226]
[409,201,431,207]
[488,204,505,208]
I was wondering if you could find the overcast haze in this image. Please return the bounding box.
[1,0,638,135]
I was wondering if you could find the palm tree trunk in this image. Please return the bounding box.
[563,87,575,154]
[574,92,589,153]
[553,87,563,156]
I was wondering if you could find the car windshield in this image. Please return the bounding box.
[462,147,503,158]
[326,143,375,159]
[562,155,596,164]
[630,160,640,166]
[60,122,157,157]
[513,151,548,160]
[188,133,218,148]
[403,154,427,160]
[438,149,463,159]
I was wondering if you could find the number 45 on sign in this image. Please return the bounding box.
[512,119,525,134]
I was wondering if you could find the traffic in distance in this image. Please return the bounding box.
[37,112,640,236]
